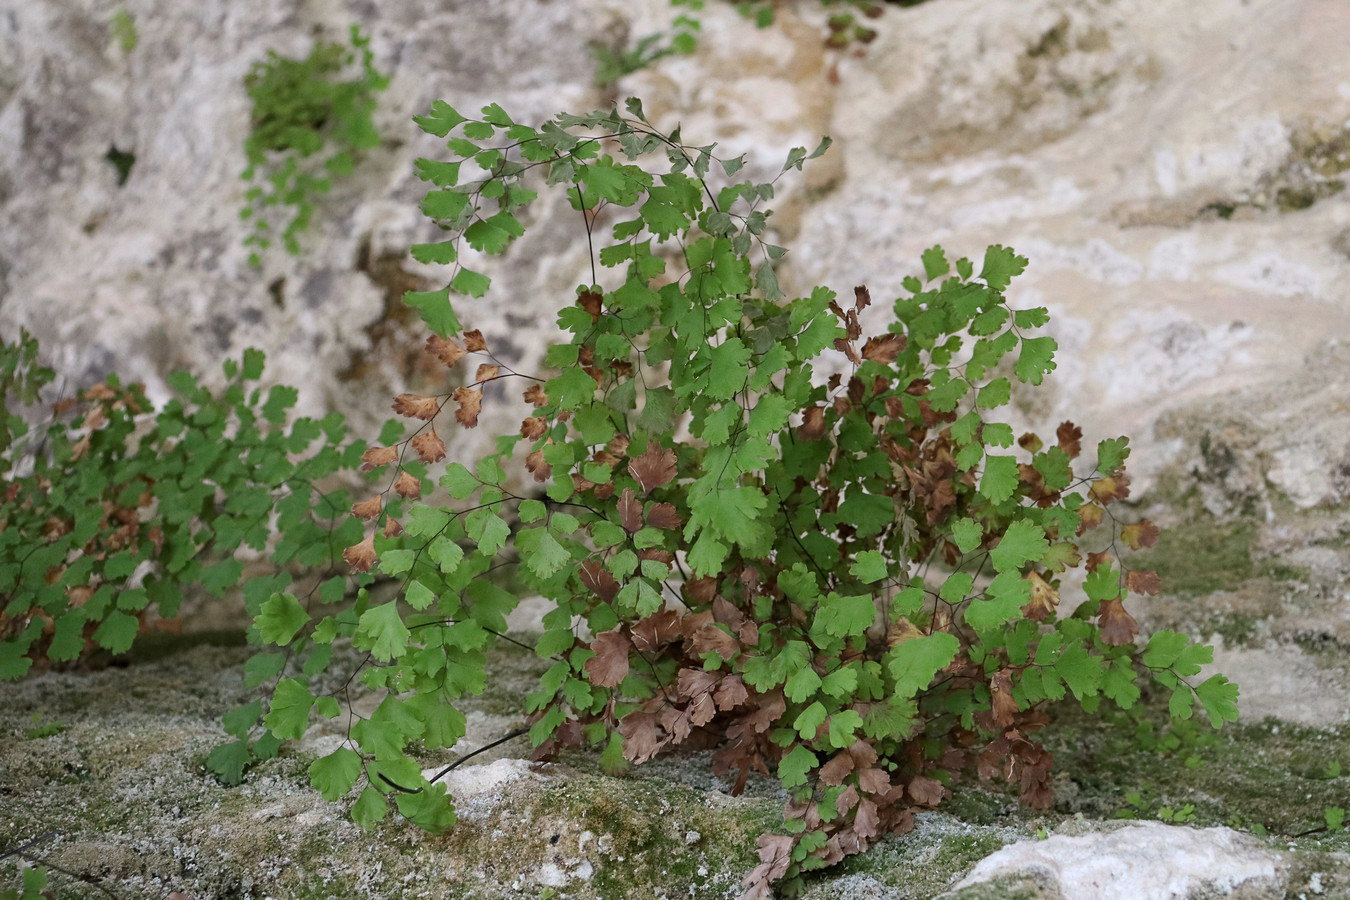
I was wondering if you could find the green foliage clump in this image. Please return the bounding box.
[233,99,1238,894]
[241,25,389,266]
[603,0,940,72]
[0,339,369,684]
[592,10,700,87]
[734,0,889,46]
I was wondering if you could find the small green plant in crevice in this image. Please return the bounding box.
[592,16,700,88]
[232,97,1239,896]
[1326,806,1346,832]
[241,25,389,267]
[734,0,888,47]
[23,714,66,740]
[0,333,373,689]
[599,0,939,83]
[109,9,137,53]
[1115,789,1196,824]
[104,145,136,187]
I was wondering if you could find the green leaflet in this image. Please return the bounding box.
[989,520,1048,573]
[310,748,362,801]
[257,593,309,645]
[263,678,315,739]
[886,633,959,699]
[356,602,411,662]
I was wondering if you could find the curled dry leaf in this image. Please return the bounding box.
[886,617,923,647]
[343,530,377,572]
[607,433,630,457]
[382,517,404,538]
[579,558,618,602]
[393,393,441,420]
[618,711,666,764]
[1120,519,1160,551]
[853,797,881,839]
[683,576,717,605]
[411,429,447,463]
[798,405,826,440]
[689,623,740,660]
[628,445,677,494]
[833,337,862,365]
[990,669,1019,728]
[630,608,682,651]
[453,386,483,427]
[1018,432,1043,453]
[907,775,946,807]
[525,447,551,482]
[857,766,890,795]
[591,450,621,469]
[524,383,548,406]
[360,445,399,471]
[1085,549,1112,574]
[585,630,630,687]
[1097,597,1139,645]
[474,363,499,383]
[462,329,487,352]
[352,495,382,520]
[861,333,905,364]
[1056,421,1083,458]
[1125,568,1161,596]
[743,834,794,894]
[1022,571,1059,621]
[578,289,603,321]
[81,406,108,431]
[1076,502,1104,535]
[1089,473,1131,505]
[425,334,467,367]
[677,667,718,704]
[521,416,548,440]
[819,751,856,786]
[854,284,872,311]
[617,488,643,533]
[714,674,748,711]
[394,471,422,500]
[712,595,746,632]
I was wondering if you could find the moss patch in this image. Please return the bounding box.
[4,629,1348,899]
[1130,517,1255,599]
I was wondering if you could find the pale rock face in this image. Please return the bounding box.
[948,822,1284,900]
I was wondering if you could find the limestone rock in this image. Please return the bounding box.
[944,822,1284,900]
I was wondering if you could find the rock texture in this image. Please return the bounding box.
[2,638,1347,899]
[947,822,1283,900]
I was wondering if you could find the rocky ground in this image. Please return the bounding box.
[1,612,1348,899]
